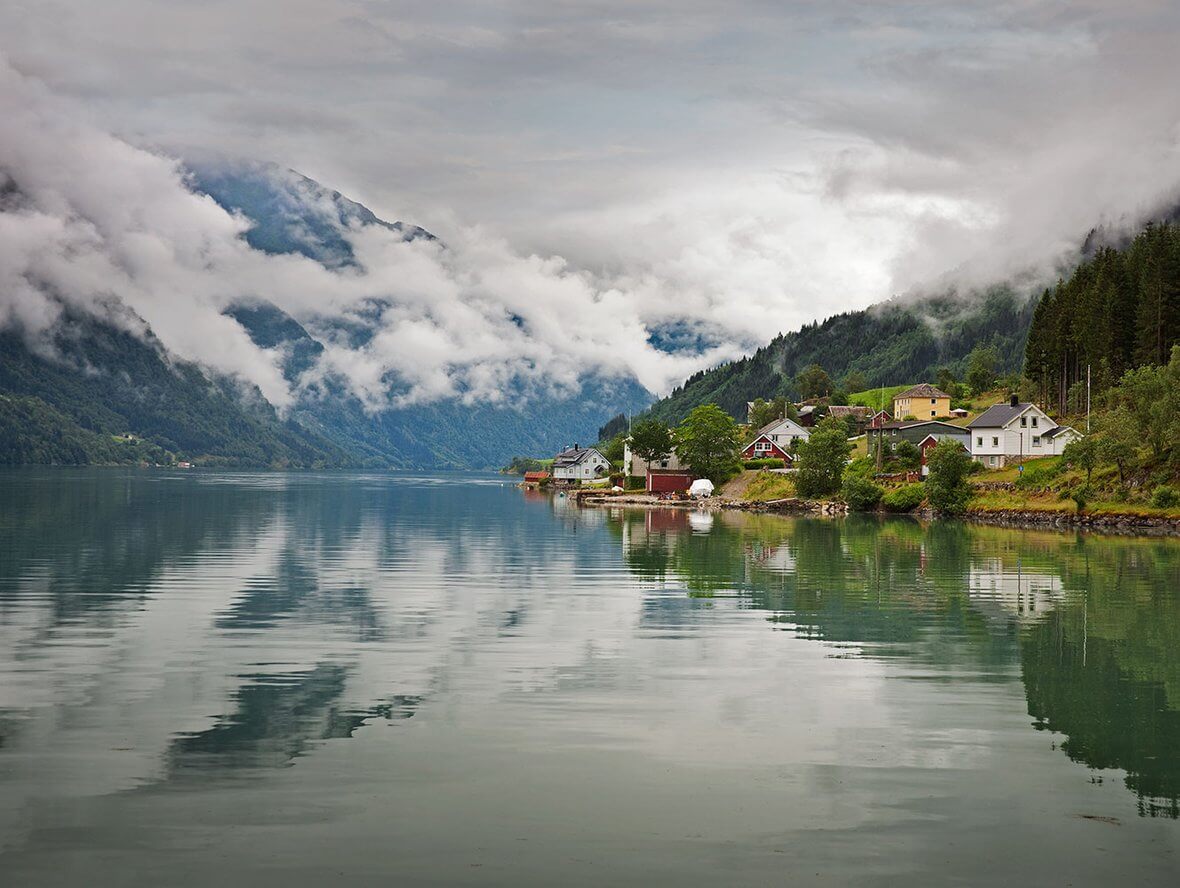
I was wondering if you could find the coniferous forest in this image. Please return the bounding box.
[1025,222,1180,413]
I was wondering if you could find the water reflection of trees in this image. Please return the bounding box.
[612,508,1180,817]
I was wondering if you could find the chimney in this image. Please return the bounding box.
[1010,394,1019,408]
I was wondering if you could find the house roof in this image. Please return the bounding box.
[871,419,966,433]
[552,447,605,467]
[966,402,1037,429]
[918,433,968,447]
[827,405,872,418]
[754,416,808,438]
[1041,425,1079,439]
[894,383,950,400]
[523,471,550,481]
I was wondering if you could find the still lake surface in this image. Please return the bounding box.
[1,469,1179,885]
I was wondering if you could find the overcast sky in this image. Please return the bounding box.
[3,1,1180,402]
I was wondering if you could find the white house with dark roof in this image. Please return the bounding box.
[966,396,1082,467]
[551,445,610,482]
[741,416,810,461]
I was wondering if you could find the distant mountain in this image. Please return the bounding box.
[0,313,351,467]
[643,287,1036,424]
[187,162,435,268]
[0,162,651,468]
[225,298,650,469]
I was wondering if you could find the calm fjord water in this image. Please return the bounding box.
[1,469,1179,886]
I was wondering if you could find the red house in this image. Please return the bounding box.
[523,471,550,484]
[741,417,810,462]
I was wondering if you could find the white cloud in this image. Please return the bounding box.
[2,2,1180,410]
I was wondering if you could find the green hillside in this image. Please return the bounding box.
[644,287,1034,424]
[0,318,353,468]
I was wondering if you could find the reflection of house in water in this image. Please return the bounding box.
[967,558,1064,626]
[743,540,796,574]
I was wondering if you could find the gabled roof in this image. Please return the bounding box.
[918,433,968,446]
[967,402,1039,429]
[552,447,605,467]
[755,416,808,438]
[1041,425,1080,440]
[827,405,872,418]
[894,383,950,400]
[871,419,966,433]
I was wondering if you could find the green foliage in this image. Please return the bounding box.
[882,483,926,512]
[674,405,742,483]
[641,288,1031,425]
[1025,223,1180,413]
[1014,456,1065,488]
[628,417,674,469]
[967,344,999,394]
[743,458,786,469]
[848,384,912,409]
[741,470,796,502]
[794,417,851,497]
[841,473,884,511]
[598,412,629,442]
[925,440,973,514]
[841,370,869,395]
[501,455,550,474]
[1062,435,1101,483]
[747,396,794,430]
[0,322,350,468]
[893,439,921,470]
[1151,486,1180,509]
[796,363,834,399]
[601,433,626,465]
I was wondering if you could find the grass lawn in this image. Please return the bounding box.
[848,385,911,410]
[741,471,797,502]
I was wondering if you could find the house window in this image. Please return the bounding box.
[1021,417,1027,427]
[1031,417,1038,428]
[660,460,669,468]
[992,437,999,447]
[931,411,936,417]
[1032,436,1041,447]
[976,436,983,446]
[931,398,936,404]
[989,456,997,466]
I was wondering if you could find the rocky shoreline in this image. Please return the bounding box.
[571,490,1180,536]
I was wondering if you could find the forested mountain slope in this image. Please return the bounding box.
[644,287,1035,424]
[1025,221,1180,411]
[0,316,351,467]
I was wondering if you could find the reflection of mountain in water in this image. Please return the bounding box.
[169,664,420,776]
[612,507,1180,817]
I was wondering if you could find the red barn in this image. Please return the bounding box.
[646,469,694,493]
[523,471,550,484]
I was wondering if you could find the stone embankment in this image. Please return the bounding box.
[961,508,1180,536]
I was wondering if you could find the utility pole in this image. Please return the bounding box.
[1086,364,1091,433]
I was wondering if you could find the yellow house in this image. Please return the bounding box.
[893,384,952,420]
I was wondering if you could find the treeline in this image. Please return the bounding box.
[1025,222,1180,414]
[0,318,353,468]
[643,288,1033,424]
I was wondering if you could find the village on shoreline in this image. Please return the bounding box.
[505,359,1180,535]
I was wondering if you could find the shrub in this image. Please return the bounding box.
[794,417,851,497]
[1151,486,1180,509]
[841,474,884,511]
[625,475,646,491]
[1015,457,1064,489]
[925,439,974,515]
[882,483,926,513]
[743,458,786,470]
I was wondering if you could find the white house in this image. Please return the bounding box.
[551,445,611,482]
[966,396,1082,468]
[742,416,810,461]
